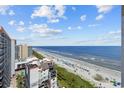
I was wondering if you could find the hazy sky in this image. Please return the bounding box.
[0,5,121,46]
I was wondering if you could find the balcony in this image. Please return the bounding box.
[0,82,3,88]
[38,80,49,88]
[0,63,4,70]
[0,75,3,80]
[0,52,4,56]
[49,70,56,79]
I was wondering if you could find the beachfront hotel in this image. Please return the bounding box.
[17,44,28,60]
[0,26,11,88]
[16,44,33,61]
[28,46,33,57]
[24,57,57,88]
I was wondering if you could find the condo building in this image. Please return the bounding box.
[0,26,11,88]
[11,39,16,77]
[17,44,28,60]
[24,57,57,88]
[16,44,32,61]
[28,46,32,57]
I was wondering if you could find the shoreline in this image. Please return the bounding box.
[34,48,121,88]
[35,48,121,71]
[48,51,120,71]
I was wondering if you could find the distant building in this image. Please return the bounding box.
[17,44,28,60]
[15,45,19,60]
[16,45,32,61]
[18,45,22,60]
[0,26,11,88]
[22,44,28,60]
[28,46,32,57]
[11,39,16,77]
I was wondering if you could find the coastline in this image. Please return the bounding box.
[34,48,121,88]
[45,50,121,71]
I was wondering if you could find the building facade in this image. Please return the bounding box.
[11,39,16,77]
[28,46,32,57]
[22,44,28,59]
[0,26,11,88]
[17,44,28,60]
[47,60,57,88]
[24,58,57,88]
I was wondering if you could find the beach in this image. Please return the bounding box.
[34,49,121,88]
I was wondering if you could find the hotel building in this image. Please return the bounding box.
[16,44,32,61]
[0,26,11,88]
[24,57,57,88]
[28,46,32,57]
[17,44,28,60]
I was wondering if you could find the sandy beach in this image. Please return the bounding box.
[35,49,121,88]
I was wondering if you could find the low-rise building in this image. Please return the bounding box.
[24,57,57,88]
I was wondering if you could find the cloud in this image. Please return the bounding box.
[68,26,82,31]
[47,36,67,40]
[80,15,86,21]
[74,29,121,45]
[55,5,65,17]
[72,7,76,11]
[77,26,82,30]
[96,14,104,20]
[95,5,113,21]
[9,20,25,26]
[31,5,66,23]
[19,21,24,26]
[88,24,99,27]
[96,5,113,14]
[28,24,62,37]
[48,19,59,23]
[108,30,121,35]
[0,6,10,15]
[8,20,16,26]
[31,6,52,19]
[77,38,120,45]
[0,6,15,16]
[8,20,25,32]
[16,26,25,32]
[8,10,15,16]
[68,26,72,30]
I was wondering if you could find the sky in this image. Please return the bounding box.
[0,5,121,46]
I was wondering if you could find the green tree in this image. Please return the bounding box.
[16,72,25,88]
[33,50,44,59]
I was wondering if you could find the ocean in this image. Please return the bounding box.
[33,46,121,71]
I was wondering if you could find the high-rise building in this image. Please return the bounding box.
[22,44,28,59]
[18,45,22,60]
[11,39,16,77]
[17,44,28,60]
[15,45,19,60]
[28,46,32,57]
[0,26,11,88]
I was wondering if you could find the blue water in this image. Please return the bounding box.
[33,46,121,71]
